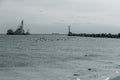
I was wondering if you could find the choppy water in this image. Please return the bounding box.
[0,34,120,80]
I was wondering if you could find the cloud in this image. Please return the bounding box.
[1,0,120,33]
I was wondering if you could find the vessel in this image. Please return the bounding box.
[7,20,30,35]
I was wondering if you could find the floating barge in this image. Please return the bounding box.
[7,20,30,35]
[67,26,120,38]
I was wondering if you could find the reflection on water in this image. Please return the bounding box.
[0,34,120,80]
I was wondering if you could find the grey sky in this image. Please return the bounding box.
[0,0,120,34]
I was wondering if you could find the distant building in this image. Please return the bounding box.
[7,20,30,35]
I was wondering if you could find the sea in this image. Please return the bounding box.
[0,34,120,80]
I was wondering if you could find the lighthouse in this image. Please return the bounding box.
[68,25,72,36]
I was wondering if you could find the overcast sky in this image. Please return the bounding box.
[0,0,120,34]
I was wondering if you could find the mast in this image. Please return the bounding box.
[19,20,24,33]
[21,20,23,32]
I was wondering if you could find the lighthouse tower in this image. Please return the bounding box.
[68,25,72,36]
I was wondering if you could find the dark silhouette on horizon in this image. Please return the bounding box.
[68,26,120,38]
[7,20,30,35]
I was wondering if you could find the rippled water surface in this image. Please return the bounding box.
[0,34,120,80]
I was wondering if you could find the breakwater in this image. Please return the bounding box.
[68,33,120,38]
[68,26,120,38]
